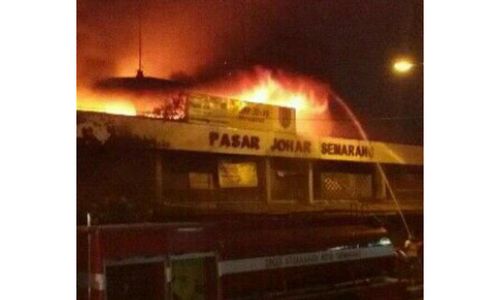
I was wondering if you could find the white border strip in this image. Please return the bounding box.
[218,245,394,276]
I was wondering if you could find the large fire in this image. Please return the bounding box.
[76,67,336,136]
[77,91,137,116]
[198,67,334,135]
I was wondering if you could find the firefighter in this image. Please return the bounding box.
[403,237,423,284]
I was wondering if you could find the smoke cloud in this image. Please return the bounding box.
[78,0,294,86]
[77,0,423,143]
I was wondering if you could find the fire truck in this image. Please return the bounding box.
[77,92,423,299]
[78,217,409,300]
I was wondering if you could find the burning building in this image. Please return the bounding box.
[77,68,423,224]
[77,21,425,291]
[77,1,423,300]
[77,76,423,299]
[77,2,423,298]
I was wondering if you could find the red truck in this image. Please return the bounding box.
[77,217,408,300]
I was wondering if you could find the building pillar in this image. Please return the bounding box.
[307,161,315,204]
[374,166,387,200]
[265,158,272,204]
[155,151,163,203]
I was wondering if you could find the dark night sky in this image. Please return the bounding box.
[77,0,423,145]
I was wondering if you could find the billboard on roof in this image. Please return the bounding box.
[187,93,296,133]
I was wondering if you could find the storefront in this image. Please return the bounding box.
[77,107,423,223]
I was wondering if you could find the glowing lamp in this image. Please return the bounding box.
[393,59,414,74]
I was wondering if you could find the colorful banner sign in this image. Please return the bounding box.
[187,93,296,133]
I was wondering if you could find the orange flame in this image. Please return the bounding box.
[77,89,186,120]
[77,90,138,116]
[199,67,334,135]
[77,67,336,136]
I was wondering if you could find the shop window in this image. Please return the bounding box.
[271,158,308,202]
[314,161,374,201]
[320,172,372,200]
[384,165,423,201]
[162,151,264,202]
[77,147,156,224]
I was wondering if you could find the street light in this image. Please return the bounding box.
[393,58,415,74]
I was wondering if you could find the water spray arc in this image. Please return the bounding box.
[333,96,413,240]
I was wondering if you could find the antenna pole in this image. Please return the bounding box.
[137,0,144,78]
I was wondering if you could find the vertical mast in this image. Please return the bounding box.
[136,0,144,78]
